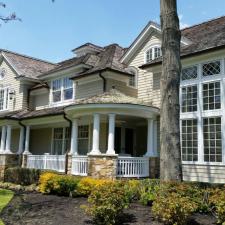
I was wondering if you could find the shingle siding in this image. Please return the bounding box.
[128,35,161,108]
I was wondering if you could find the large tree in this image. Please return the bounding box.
[160,0,182,181]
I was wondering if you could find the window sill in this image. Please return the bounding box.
[182,161,225,166]
[49,99,75,108]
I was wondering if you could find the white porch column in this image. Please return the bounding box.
[107,114,116,155]
[5,125,12,154]
[70,118,78,155]
[0,126,6,153]
[90,113,101,155]
[145,118,155,157]
[17,126,25,154]
[23,126,31,155]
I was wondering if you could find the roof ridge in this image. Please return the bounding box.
[0,49,56,65]
[181,15,225,31]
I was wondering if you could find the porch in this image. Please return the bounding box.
[0,101,159,178]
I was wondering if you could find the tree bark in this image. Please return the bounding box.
[160,0,182,181]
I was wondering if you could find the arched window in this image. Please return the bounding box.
[126,67,138,87]
[145,46,162,63]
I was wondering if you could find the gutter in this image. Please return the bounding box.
[99,71,106,92]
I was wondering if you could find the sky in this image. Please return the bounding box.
[0,0,225,63]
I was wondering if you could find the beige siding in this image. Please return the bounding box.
[32,93,49,110]
[182,164,225,184]
[0,60,25,111]
[30,128,52,154]
[128,35,161,107]
[106,79,137,97]
[76,80,103,99]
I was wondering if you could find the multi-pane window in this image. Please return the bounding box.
[78,125,89,155]
[181,85,197,112]
[52,127,70,155]
[145,46,161,63]
[181,119,198,161]
[203,82,220,110]
[0,88,9,111]
[52,77,73,103]
[202,61,221,77]
[182,66,198,80]
[203,117,222,162]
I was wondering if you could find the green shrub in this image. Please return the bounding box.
[210,188,225,224]
[4,167,41,185]
[152,192,198,225]
[123,179,141,202]
[75,177,112,197]
[139,179,160,205]
[84,181,129,225]
[39,172,80,196]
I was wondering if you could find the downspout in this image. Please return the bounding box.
[99,71,106,92]
[63,111,72,174]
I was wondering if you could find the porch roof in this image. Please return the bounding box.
[0,90,158,121]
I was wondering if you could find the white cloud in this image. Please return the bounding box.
[178,14,190,29]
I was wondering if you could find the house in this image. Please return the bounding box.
[0,16,225,183]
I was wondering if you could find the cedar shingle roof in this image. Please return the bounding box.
[0,49,56,79]
[140,16,225,68]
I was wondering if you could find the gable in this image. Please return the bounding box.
[127,33,161,68]
[121,22,161,64]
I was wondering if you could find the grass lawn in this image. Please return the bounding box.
[0,189,14,225]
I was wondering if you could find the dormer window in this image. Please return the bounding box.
[145,46,161,63]
[126,67,138,87]
[51,77,73,103]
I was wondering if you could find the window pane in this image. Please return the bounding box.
[146,49,153,63]
[182,66,198,80]
[53,91,61,102]
[181,85,198,112]
[203,117,222,162]
[181,119,198,161]
[0,89,4,110]
[64,88,73,100]
[202,61,221,76]
[52,79,61,91]
[203,82,221,110]
[63,77,73,89]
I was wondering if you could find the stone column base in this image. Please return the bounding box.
[0,154,20,181]
[88,154,118,179]
[22,154,28,168]
[66,154,72,174]
[149,157,160,178]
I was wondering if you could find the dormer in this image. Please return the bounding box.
[72,43,104,57]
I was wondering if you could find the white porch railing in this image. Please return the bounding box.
[117,157,149,178]
[71,156,88,176]
[27,154,66,173]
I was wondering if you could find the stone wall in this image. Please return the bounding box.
[88,154,118,179]
[0,154,21,180]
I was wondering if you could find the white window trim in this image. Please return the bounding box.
[144,45,161,63]
[126,67,138,88]
[51,127,70,155]
[180,58,225,165]
[0,87,9,111]
[49,77,75,107]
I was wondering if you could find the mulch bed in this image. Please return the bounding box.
[0,191,217,225]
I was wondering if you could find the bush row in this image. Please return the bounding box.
[38,173,225,225]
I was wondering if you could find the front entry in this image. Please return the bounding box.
[115,127,134,155]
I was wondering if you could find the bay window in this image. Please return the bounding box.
[180,59,224,165]
[52,77,73,103]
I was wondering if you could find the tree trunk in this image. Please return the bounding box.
[160,0,182,181]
